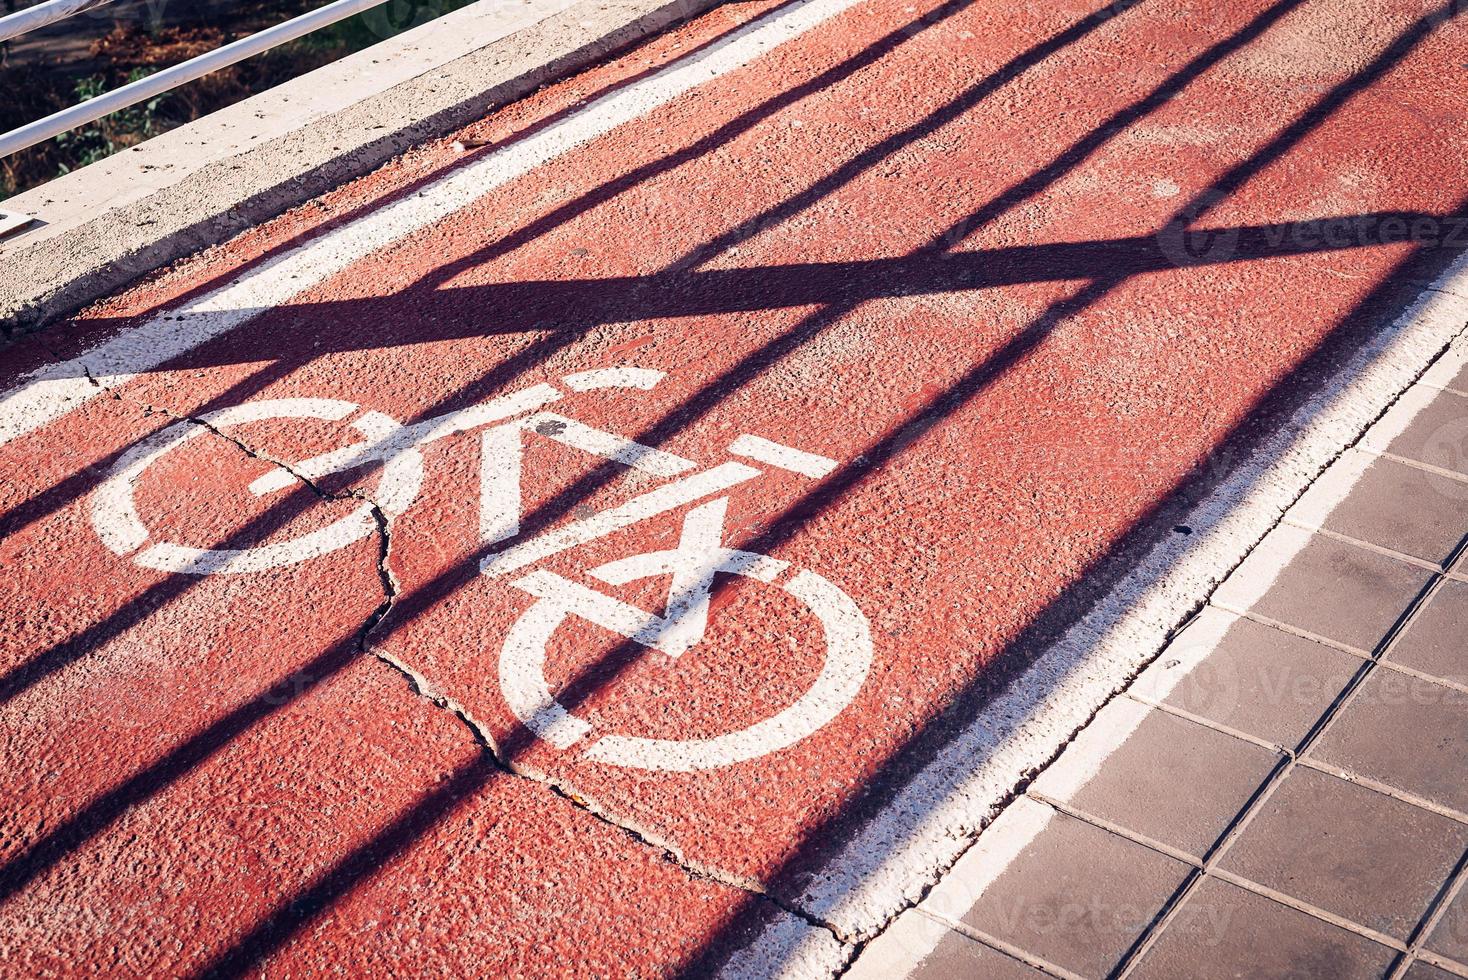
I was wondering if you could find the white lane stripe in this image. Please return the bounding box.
[0,0,866,449]
[729,433,838,477]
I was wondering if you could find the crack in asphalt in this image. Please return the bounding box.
[64,362,848,953]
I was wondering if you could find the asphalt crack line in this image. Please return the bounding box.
[373,645,849,945]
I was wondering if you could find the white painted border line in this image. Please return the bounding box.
[0,0,867,449]
[804,254,1468,952]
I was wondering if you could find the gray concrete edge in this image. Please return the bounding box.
[0,0,720,338]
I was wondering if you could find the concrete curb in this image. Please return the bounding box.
[0,0,719,338]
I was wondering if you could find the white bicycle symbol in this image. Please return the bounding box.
[90,367,872,772]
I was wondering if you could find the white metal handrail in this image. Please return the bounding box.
[0,0,120,45]
[0,0,395,159]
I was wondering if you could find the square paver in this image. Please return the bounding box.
[1310,669,1468,813]
[956,807,1191,978]
[1392,580,1468,686]
[1130,876,1397,980]
[910,928,1050,980]
[1427,885,1468,965]
[1152,612,1363,749]
[1402,962,1463,980]
[1378,389,1468,478]
[1038,705,1281,859]
[1219,768,1468,941]
[1219,530,1433,652]
[1313,456,1468,565]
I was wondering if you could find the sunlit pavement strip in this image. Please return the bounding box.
[3,0,1468,975]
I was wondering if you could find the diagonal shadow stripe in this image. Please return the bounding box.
[2,1,1456,974]
[140,211,1441,347]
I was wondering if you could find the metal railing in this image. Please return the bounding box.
[0,0,120,44]
[0,0,397,159]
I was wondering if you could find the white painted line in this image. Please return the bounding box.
[845,798,1056,976]
[916,795,1054,927]
[480,460,761,576]
[1359,383,1465,454]
[714,912,850,980]
[1418,340,1468,393]
[1357,384,1437,454]
[583,566,872,771]
[522,411,696,476]
[1209,523,1316,615]
[843,612,1250,976]
[93,398,426,575]
[561,366,666,391]
[244,381,561,496]
[480,423,524,545]
[847,323,1468,975]
[845,324,1468,977]
[0,0,865,449]
[1127,605,1241,708]
[729,433,838,478]
[411,383,564,446]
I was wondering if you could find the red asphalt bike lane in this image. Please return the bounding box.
[3,0,1468,973]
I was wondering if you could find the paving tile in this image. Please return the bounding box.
[1141,609,1363,750]
[911,928,1051,980]
[953,805,1190,979]
[1219,768,1468,941]
[1216,528,1433,652]
[1305,455,1468,565]
[1428,886,1468,965]
[1130,876,1397,980]
[1376,389,1468,479]
[1310,670,1468,814]
[1033,700,1281,859]
[1392,580,1468,687]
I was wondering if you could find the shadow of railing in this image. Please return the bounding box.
[1,0,1461,975]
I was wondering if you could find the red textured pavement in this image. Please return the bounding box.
[3,0,1468,973]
